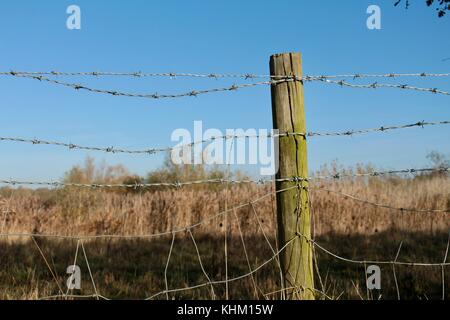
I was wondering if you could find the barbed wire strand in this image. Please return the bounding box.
[2,70,276,79]
[0,167,447,190]
[305,120,450,138]
[5,73,449,99]
[2,70,449,80]
[305,73,450,80]
[1,120,449,157]
[318,78,449,96]
[9,73,291,99]
[311,187,450,213]
[307,167,450,182]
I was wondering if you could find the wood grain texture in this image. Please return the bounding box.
[270,52,314,300]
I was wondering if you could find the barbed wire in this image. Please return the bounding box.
[5,72,449,99]
[1,70,275,79]
[305,120,450,137]
[311,187,450,213]
[1,120,448,156]
[307,167,449,181]
[304,73,450,81]
[318,79,450,96]
[8,73,290,99]
[2,70,449,80]
[2,67,450,299]
[0,167,447,190]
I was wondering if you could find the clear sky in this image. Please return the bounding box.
[0,0,449,181]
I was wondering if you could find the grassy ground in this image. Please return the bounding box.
[0,230,448,300]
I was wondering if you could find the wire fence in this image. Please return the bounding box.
[0,167,448,190]
[0,68,449,300]
[2,70,450,79]
[2,70,449,99]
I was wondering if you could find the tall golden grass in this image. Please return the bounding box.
[0,173,448,238]
[0,159,448,299]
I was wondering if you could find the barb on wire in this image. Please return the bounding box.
[0,167,448,190]
[311,187,450,213]
[316,78,449,96]
[8,73,293,100]
[1,120,448,156]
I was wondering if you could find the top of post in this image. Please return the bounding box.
[270,52,302,59]
[269,53,303,77]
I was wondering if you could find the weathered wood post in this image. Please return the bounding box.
[270,52,314,300]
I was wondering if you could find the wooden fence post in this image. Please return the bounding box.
[270,52,315,300]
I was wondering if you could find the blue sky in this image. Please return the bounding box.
[0,0,449,181]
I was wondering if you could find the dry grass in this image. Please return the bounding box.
[0,168,448,300]
[1,174,448,238]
